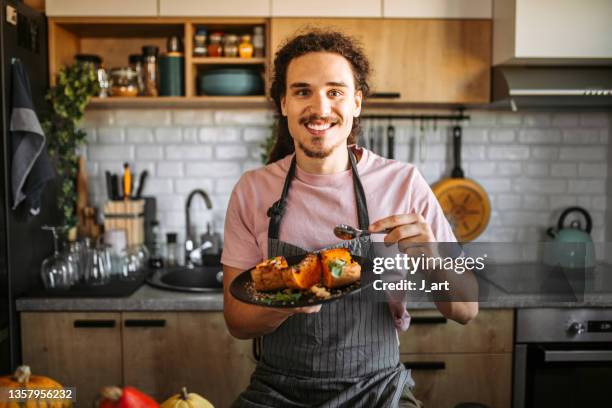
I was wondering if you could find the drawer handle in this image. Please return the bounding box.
[73,319,116,328]
[370,92,401,99]
[411,316,448,325]
[403,361,446,370]
[124,319,166,327]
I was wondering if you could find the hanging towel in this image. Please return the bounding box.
[10,59,54,215]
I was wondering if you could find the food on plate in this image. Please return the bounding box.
[251,256,288,291]
[282,253,322,289]
[320,248,362,288]
[310,284,331,299]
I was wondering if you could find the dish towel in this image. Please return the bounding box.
[10,59,54,215]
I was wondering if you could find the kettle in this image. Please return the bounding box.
[544,206,595,268]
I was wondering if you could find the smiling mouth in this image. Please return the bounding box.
[303,121,337,135]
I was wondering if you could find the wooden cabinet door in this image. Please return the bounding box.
[122,312,256,407]
[21,312,123,408]
[271,0,381,17]
[270,18,491,104]
[383,0,492,19]
[402,353,512,408]
[46,0,158,16]
[159,0,270,17]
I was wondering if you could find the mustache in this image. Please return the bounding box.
[299,114,340,125]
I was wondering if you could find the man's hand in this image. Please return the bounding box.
[369,213,438,256]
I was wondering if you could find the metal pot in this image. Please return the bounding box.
[543,206,595,268]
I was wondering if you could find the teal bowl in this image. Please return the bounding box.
[197,68,264,96]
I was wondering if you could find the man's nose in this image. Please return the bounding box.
[309,92,332,117]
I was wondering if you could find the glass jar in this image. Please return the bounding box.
[208,32,223,57]
[253,26,265,58]
[193,28,208,57]
[165,232,179,267]
[128,54,145,95]
[142,45,159,96]
[109,67,139,97]
[223,34,239,58]
[239,35,254,58]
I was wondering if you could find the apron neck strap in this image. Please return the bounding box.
[267,148,370,240]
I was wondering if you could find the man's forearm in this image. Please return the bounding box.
[435,301,478,325]
[224,298,291,339]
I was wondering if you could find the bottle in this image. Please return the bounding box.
[148,221,164,269]
[208,32,223,57]
[165,232,178,267]
[239,35,254,58]
[128,54,145,95]
[223,34,239,58]
[142,45,159,96]
[253,26,265,58]
[193,28,208,57]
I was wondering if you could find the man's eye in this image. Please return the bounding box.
[295,89,310,96]
[329,89,343,97]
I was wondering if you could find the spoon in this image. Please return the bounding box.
[334,224,392,240]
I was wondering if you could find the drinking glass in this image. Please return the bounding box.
[83,244,111,286]
[40,226,71,289]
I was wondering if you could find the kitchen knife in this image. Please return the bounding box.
[123,162,132,198]
[105,171,113,200]
[387,124,395,159]
[111,174,120,200]
[135,170,149,198]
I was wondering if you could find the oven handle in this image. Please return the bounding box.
[544,349,612,362]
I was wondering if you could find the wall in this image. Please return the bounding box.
[82,109,610,249]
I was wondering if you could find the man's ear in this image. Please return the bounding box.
[281,95,287,117]
[353,90,363,117]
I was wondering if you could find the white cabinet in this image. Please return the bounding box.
[271,0,381,17]
[46,0,158,16]
[494,0,612,64]
[384,0,492,19]
[159,0,270,17]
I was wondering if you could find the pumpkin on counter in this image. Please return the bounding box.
[161,387,213,408]
[96,386,158,408]
[0,365,71,408]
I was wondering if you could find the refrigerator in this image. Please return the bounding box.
[0,0,59,372]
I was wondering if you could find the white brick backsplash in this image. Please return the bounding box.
[155,127,182,143]
[243,127,270,142]
[82,109,610,243]
[488,146,529,160]
[83,128,97,143]
[88,145,134,161]
[518,129,561,144]
[560,147,606,161]
[97,127,125,144]
[166,145,213,160]
[157,162,184,177]
[136,146,164,160]
[578,163,607,178]
[126,128,154,143]
[115,110,172,126]
[172,110,214,125]
[215,145,248,160]
[550,163,577,177]
[199,127,241,143]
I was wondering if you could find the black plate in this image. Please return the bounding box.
[230,254,372,308]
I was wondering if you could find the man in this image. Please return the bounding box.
[222,30,478,407]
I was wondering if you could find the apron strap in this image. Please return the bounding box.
[267,148,370,240]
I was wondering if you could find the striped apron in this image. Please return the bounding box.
[232,150,412,407]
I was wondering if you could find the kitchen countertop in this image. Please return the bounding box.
[16,263,612,312]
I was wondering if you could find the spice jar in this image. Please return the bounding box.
[109,67,139,97]
[208,32,223,57]
[128,54,145,95]
[142,45,159,97]
[253,26,265,58]
[239,35,254,58]
[193,28,208,57]
[223,34,239,58]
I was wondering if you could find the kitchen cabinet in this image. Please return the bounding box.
[384,0,492,19]
[399,309,513,408]
[271,0,381,18]
[46,0,158,17]
[21,311,255,408]
[270,18,491,104]
[122,312,256,407]
[159,0,270,17]
[21,312,123,407]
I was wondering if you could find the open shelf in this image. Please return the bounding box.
[87,95,271,109]
[192,57,266,65]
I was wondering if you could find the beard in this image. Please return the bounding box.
[298,136,346,159]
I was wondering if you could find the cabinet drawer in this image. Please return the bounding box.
[402,353,512,408]
[399,309,513,354]
[46,0,158,16]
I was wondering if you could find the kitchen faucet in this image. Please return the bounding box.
[185,189,213,267]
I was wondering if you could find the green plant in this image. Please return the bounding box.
[41,62,99,228]
[260,123,277,164]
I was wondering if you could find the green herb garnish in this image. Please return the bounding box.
[261,291,303,304]
[328,259,347,278]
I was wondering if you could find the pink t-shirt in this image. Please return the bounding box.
[222,146,457,270]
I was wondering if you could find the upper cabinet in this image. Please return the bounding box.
[271,0,382,17]
[46,0,158,16]
[384,0,492,19]
[159,0,270,17]
[271,18,491,104]
[493,0,612,64]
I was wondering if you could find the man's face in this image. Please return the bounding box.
[281,52,363,159]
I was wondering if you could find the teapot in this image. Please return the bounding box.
[544,206,595,268]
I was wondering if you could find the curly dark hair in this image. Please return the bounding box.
[267,29,371,164]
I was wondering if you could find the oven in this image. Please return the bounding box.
[513,308,612,408]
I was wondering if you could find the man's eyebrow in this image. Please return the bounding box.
[289,81,349,88]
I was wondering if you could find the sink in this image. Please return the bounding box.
[146,265,223,292]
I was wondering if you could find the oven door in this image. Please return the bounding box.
[514,343,612,408]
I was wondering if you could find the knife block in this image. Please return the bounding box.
[103,200,145,247]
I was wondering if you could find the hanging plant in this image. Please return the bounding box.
[260,123,277,164]
[41,62,99,229]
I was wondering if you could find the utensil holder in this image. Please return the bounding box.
[103,200,145,247]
